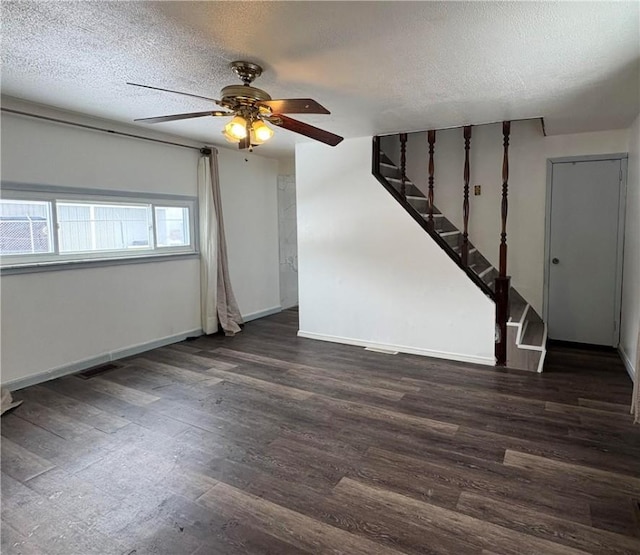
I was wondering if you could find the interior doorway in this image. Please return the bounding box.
[544,154,627,347]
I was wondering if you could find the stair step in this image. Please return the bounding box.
[477,266,494,279]
[522,321,545,348]
[380,162,395,169]
[419,213,444,218]
[509,299,527,323]
[452,246,477,255]
[438,230,460,238]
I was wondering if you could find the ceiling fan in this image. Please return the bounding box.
[128,61,344,149]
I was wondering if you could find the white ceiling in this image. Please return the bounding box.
[2,1,638,158]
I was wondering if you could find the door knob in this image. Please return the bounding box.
[552,258,559,265]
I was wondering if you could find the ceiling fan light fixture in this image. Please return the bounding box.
[252,120,274,143]
[222,128,240,143]
[225,115,248,139]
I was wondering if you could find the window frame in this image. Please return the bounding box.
[0,182,199,273]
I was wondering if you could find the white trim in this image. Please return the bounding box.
[242,305,282,323]
[536,348,548,374]
[297,330,495,366]
[619,346,637,381]
[2,328,203,391]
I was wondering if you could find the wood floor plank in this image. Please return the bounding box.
[578,398,631,413]
[359,446,593,526]
[1,473,125,555]
[503,450,640,497]
[0,437,56,482]
[456,491,640,555]
[1,519,46,555]
[310,394,459,435]
[197,481,405,555]
[81,377,161,406]
[1,413,112,475]
[16,385,130,433]
[8,397,95,440]
[204,367,314,400]
[334,477,589,555]
[131,356,226,384]
[546,400,635,422]
[213,347,420,395]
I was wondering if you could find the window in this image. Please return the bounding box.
[0,185,197,270]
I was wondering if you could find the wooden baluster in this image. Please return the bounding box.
[462,126,472,266]
[495,121,511,366]
[499,121,510,277]
[427,130,436,230]
[400,133,407,197]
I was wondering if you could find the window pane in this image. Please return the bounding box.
[155,206,190,247]
[57,202,152,253]
[0,199,53,255]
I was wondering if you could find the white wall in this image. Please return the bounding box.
[278,174,298,309]
[296,137,495,365]
[217,149,280,320]
[396,121,629,312]
[0,108,202,387]
[621,114,640,378]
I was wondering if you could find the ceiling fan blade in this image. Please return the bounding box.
[268,115,343,146]
[127,82,221,104]
[134,111,231,124]
[260,98,330,115]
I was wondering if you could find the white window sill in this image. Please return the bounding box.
[0,251,200,275]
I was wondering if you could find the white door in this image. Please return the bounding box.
[548,159,623,346]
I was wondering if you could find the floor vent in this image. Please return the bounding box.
[77,363,120,379]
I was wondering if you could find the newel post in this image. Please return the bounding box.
[400,133,408,197]
[462,125,472,266]
[427,130,436,230]
[495,121,511,366]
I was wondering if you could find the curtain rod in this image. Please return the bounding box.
[1,107,213,154]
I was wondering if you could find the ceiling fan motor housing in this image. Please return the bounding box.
[220,84,272,108]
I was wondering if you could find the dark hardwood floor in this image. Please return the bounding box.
[2,308,639,554]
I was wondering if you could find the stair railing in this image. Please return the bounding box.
[373,122,513,365]
[372,136,495,300]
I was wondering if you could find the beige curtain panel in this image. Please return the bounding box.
[200,149,243,336]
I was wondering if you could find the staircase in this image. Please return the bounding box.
[373,138,547,372]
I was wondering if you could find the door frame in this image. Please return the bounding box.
[543,153,628,347]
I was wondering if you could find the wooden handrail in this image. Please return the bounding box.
[462,126,472,266]
[427,130,436,230]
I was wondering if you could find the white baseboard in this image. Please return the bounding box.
[297,330,494,366]
[2,328,203,392]
[242,305,282,323]
[619,346,637,382]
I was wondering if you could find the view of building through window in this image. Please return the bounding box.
[0,199,53,255]
[0,194,195,266]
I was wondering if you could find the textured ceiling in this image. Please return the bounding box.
[1,1,638,158]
